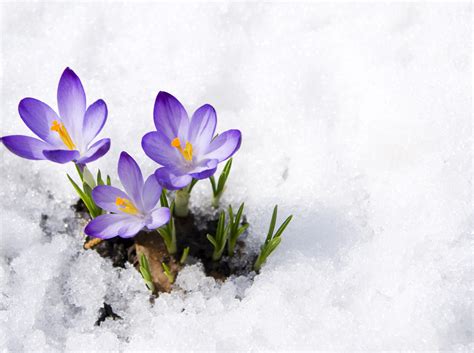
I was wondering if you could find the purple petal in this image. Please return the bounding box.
[75,138,110,165]
[43,149,80,164]
[141,131,180,167]
[118,220,146,238]
[154,167,192,190]
[205,129,242,162]
[153,91,189,142]
[187,104,216,156]
[84,213,144,239]
[18,98,61,146]
[142,175,162,212]
[118,152,144,209]
[189,159,218,179]
[92,185,130,213]
[1,135,50,160]
[57,68,86,143]
[82,99,107,146]
[146,207,171,230]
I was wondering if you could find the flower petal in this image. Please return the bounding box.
[18,98,62,146]
[75,138,110,165]
[189,159,218,179]
[84,213,143,239]
[146,207,171,230]
[187,104,216,156]
[43,149,80,164]
[118,152,144,209]
[205,129,242,162]
[82,99,107,146]
[118,220,146,238]
[92,185,130,213]
[153,91,189,141]
[142,174,162,212]
[141,131,180,167]
[1,135,50,160]
[57,67,86,144]
[154,167,192,190]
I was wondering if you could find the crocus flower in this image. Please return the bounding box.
[141,92,242,190]
[85,152,170,239]
[1,68,110,164]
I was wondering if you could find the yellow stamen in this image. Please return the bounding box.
[51,120,76,150]
[171,137,193,162]
[115,197,139,215]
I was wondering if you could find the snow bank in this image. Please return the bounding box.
[0,2,471,351]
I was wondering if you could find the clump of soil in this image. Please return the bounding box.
[95,303,122,326]
[76,199,257,294]
[174,214,257,280]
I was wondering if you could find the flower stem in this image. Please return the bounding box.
[211,194,221,208]
[174,188,190,217]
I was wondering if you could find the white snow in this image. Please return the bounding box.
[0,2,472,352]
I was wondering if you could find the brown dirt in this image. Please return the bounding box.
[76,199,256,294]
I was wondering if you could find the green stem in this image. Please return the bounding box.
[211,193,221,208]
[174,188,190,217]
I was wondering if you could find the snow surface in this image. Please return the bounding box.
[0,2,472,352]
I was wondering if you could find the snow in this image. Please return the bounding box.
[0,2,472,351]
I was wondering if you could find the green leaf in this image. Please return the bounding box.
[74,163,84,181]
[209,176,217,195]
[217,159,232,194]
[161,262,174,283]
[106,175,111,186]
[187,178,198,193]
[97,170,104,186]
[169,200,175,214]
[139,254,155,292]
[67,174,96,217]
[266,205,278,243]
[82,167,96,188]
[207,234,217,248]
[273,215,293,238]
[160,189,169,208]
[228,204,234,226]
[180,247,190,264]
[236,223,249,237]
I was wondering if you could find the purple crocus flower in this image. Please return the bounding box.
[85,152,170,239]
[1,68,110,164]
[141,92,242,190]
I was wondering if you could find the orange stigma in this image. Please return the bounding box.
[115,197,139,215]
[171,137,193,161]
[51,120,76,150]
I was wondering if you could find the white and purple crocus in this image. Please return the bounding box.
[85,152,170,239]
[1,68,110,164]
[142,92,242,190]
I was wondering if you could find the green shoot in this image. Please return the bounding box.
[139,253,155,293]
[209,158,232,208]
[67,174,102,218]
[157,190,177,254]
[180,246,190,265]
[68,165,109,219]
[207,211,230,261]
[227,202,249,257]
[254,205,293,272]
[187,178,198,193]
[82,166,96,189]
[161,262,175,283]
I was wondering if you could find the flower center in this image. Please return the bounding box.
[171,137,193,161]
[50,120,76,150]
[115,197,139,215]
